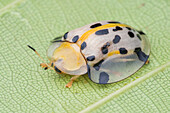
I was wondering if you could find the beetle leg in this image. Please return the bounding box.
[65,75,81,88]
[40,63,49,70]
[40,63,54,70]
[40,63,48,68]
[145,60,149,64]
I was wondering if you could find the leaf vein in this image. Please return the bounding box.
[79,61,170,113]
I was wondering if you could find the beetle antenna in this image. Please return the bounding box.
[27,45,53,69]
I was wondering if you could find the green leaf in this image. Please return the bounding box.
[0,0,169,112]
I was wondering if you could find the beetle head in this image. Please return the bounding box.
[47,42,87,75]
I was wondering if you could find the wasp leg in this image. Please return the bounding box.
[65,75,81,88]
[145,60,149,64]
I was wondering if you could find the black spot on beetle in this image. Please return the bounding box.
[101,42,110,54]
[72,35,79,43]
[87,55,95,61]
[51,63,54,67]
[87,64,91,79]
[99,72,109,84]
[93,59,104,71]
[126,27,131,30]
[108,21,120,24]
[119,48,128,54]
[95,29,109,35]
[113,26,123,31]
[134,47,142,52]
[128,31,135,38]
[64,32,68,39]
[138,31,146,35]
[51,36,62,43]
[137,34,142,41]
[90,23,102,28]
[113,35,121,44]
[104,42,110,47]
[55,66,61,73]
[134,47,149,62]
[101,47,108,54]
[81,42,87,50]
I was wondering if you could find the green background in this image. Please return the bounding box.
[0,0,169,112]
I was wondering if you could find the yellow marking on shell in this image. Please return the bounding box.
[78,23,131,46]
[53,42,85,70]
[107,50,120,57]
[107,49,135,57]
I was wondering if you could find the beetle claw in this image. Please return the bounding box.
[44,67,48,70]
[40,63,49,70]
[145,60,149,64]
[65,80,73,88]
[40,63,48,67]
